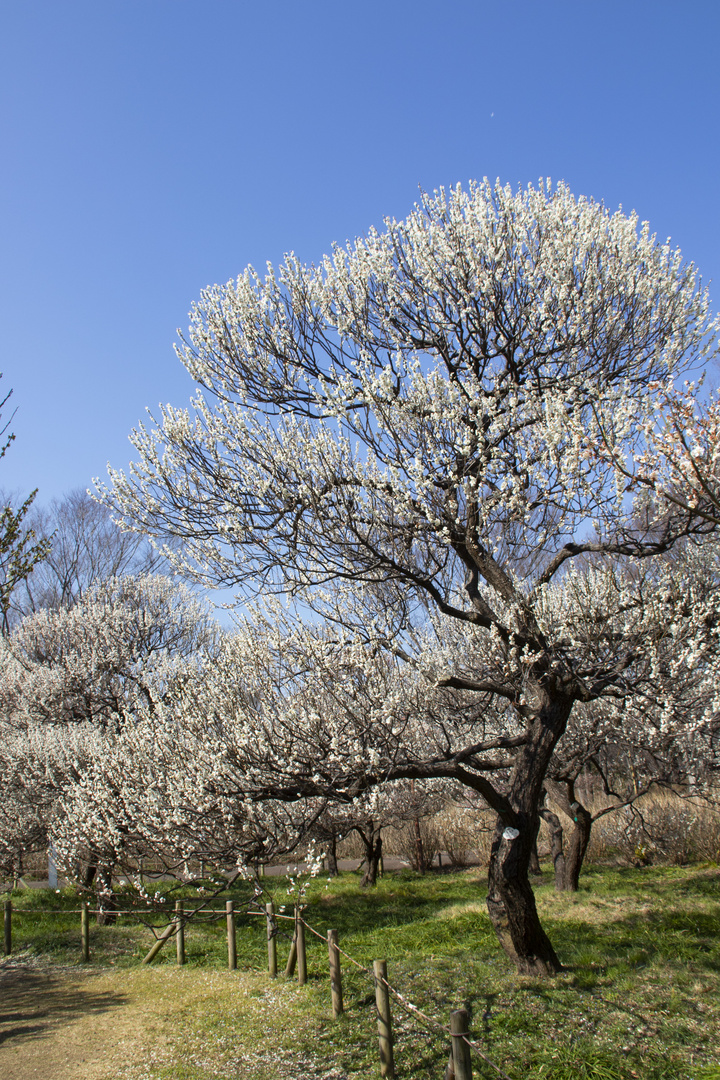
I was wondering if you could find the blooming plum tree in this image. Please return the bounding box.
[99,180,719,974]
[0,575,218,888]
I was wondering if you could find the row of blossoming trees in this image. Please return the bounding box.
[1,180,719,977]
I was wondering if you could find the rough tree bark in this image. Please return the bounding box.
[528,816,543,876]
[563,800,593,891]
[327,831,339,878]
[544,780,593,892]
[354,821,383,887]
[485,692,572,975]
[539,806,566,891]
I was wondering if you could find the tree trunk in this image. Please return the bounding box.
[485,691,572,976]
[95,864,118,925]
[544,781,593,891]
[356,822,382,887]
[327,831,339,877]
[539,807,566,891]
[562,803,592,891]
[77,843,103,889]
[528,815,542,876]
[412,815,426,874]
[80,859,98,889]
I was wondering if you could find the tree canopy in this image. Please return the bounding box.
[98,179,720,974]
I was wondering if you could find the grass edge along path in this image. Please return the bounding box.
[1,863,719,1080]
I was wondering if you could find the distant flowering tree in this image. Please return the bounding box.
[0,575,218,887]
[98,179,719,974]
[45,611,459,884]
[48,577,719,958]
[538,540,720,891]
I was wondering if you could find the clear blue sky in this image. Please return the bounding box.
[2,0,719,506]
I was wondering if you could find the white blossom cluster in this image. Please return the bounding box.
[0,575,219,878]
[610,380,720,529]
[11,180,719,969]
[99,180,716,617]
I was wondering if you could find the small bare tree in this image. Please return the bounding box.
[0,380,51,633]
[11,489,167,621]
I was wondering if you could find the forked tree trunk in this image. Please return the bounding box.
[562,802,592,891]
[356,821,383,887]
[543,781,593,892]
[539,806,566,891]
[485,692,573,976]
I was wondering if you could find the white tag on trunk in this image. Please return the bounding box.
[502,827,520,840]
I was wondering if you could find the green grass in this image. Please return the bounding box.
[2,863,719,1079]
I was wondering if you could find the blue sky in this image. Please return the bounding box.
[2,0,719,509]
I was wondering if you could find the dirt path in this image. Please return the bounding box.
[0,958,179,1080]
[0,953,338,1080]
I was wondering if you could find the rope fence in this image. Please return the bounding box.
[3,893,646,1079]
[3,893,514,1077]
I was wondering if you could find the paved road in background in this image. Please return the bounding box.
[10,852,481,890]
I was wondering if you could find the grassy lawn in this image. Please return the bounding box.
[2,863,719,1079]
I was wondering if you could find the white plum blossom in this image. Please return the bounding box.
[95,179,719,975]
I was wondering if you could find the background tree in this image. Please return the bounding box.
[9,488,168,623]
[99,180,718,974]
[537,538,720,890]
[0,575,218,892]
[0,380,51,633]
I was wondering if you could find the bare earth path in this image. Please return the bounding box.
[0,955,334,1080]
[0,958,186,1080]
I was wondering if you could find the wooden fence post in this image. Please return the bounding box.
[450,1008,472,1080]
[175,901,185,966]
[296,905,307,986]
[327,928,343,1017]
[373,959,395,1078]
[4,900,11,956]
[226,900,237,970]
[266,902,277,977]
[80,901,90,962]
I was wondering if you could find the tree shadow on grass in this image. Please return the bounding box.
[0,964,129,1047]
[280,870,486,938]
[545,902,720,976]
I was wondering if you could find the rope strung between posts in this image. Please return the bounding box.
[297,915,512,1080]
[245,907,295,941]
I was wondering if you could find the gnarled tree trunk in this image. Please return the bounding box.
[486,691,572,976]
[539,805,566,891]
[544,780,593,891]
[355,821,383,887]
[327,831,339,877]
[562,801,592,891]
